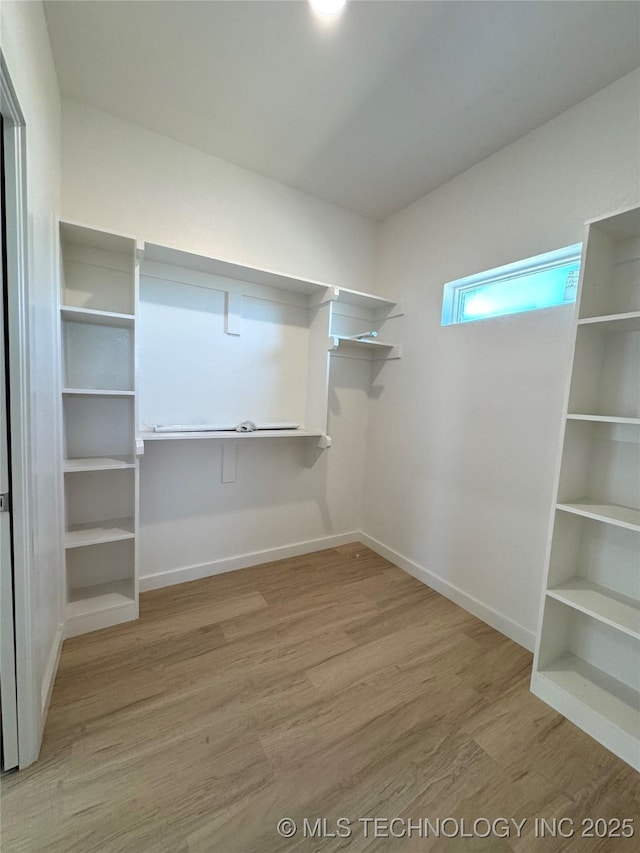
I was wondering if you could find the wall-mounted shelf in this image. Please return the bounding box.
[334,287,399,314]
[60,305,135,328]
[139,242,401,453]
[144,242,338,299]
[577,312,640,333]
[65,517,136,549]
[64,456,136,472]
[140,428,328,442]
[557,500,640,532]
[329,335,401,360]
[566,414,640,425]
[143,242,400,314]
[547,579,640,639]
[63,388,135,397]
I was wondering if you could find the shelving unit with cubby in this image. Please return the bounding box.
[532,205,640,770]
[58,231,401,636]
[136,243,402,447]
[328,286,402,361]
[59,222,140,637]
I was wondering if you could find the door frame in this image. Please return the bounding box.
[1,53,40,768]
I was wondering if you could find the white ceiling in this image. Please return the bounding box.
[44,0,640,221]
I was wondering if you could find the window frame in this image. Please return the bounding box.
[441,243,583,326]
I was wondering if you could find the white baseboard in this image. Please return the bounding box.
[139,529,534,651]
[139,532,360,592]
[40,622,64,728]
[359,532,536,651]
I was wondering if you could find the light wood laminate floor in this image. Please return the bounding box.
[2,544,638,852]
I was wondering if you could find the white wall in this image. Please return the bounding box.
[0,0,64,757]
[364,70,640,649]
[58,60,640,646]
[61,100,377,291]
[61,100,378,584]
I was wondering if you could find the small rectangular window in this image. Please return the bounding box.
[441,243,582,326]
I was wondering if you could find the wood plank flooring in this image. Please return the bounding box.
[2,544,637,852]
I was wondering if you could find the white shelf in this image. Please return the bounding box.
[143,242,402,315]
[64,456,136,472]
[577,312,640,333]
[67,580,135,618]
[566,414,640,425]
[61,305,135,327]
[537,653,640,742]
[144,241,338,298]
[61,221,136,255]
[578,311,640,332]
[578,311,640,333]
[140,428,326,441]
[335,287,398,312]
[329,335,401,359]
[557,500,640,532]
[62,388,135,397]
[65,517,135,549]
[547,579,640,640]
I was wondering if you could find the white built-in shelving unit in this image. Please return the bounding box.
[136,242,402,448]
[531,206,640,771]
[59,222,140,637]
[58,229,401,635]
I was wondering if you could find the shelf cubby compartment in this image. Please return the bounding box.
[567,322,639,420]
[65,540,137,638]
[63,317,134,392]
[547,582,640,640]
[61,223,137,315]
[547,512,639,638]
[64,468,135,548]
[578,208,640,321]
[556,420,639,533]
[63,394,135,462]
[533,598,640,770]
[329,287,401,361]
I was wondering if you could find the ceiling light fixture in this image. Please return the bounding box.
[309,0,347,17]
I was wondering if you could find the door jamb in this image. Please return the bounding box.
[1,52,40,768]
